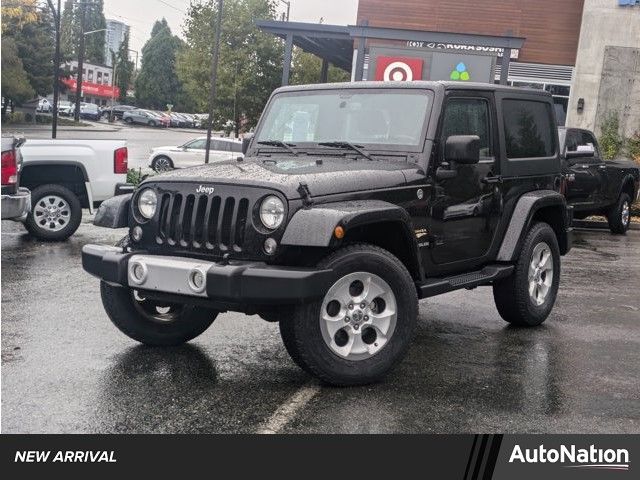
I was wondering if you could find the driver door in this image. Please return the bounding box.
[427,93,501,272]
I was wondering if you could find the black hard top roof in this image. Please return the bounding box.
[275,80,552,97]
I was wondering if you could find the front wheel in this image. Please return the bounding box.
[279,244,418,386]
[24,184,82,241]
[100,282,218,346]
[148,120,157,127]
[607,192,631,235]
[493,222,560,327]
[151,155,174,172]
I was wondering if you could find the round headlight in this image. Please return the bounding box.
[138,189,157,219]
[259,195,285,230]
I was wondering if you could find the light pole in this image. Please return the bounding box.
[205,0,223,164]
[74,10,107,123]
[279,0,290,21]
[46,0,61,138]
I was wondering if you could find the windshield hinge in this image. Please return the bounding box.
[297,182,313,207]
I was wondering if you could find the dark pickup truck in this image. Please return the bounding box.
[560,127,639,234]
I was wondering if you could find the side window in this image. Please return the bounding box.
[187,139,206,149]
[503,99,556,158]
[441,98,493,159]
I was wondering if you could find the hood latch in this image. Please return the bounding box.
[297,182,313,208]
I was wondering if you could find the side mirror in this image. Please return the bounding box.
[242,133,254,155]
[445,135,480,165]
[565,147,595,160]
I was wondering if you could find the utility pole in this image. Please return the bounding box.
[74,1,87,122]
[205,0,223,164]
[279,0,290,21]
[47,0,62,138]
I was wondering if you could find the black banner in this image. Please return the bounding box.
[0,434,637,478]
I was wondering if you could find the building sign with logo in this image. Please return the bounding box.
[61,78,120,98]
[375,56,424,81]
[406,40,519,59]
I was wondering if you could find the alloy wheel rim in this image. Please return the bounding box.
[33,195,70,232]
[319,271,397,361]
[622,201,630,226]
[528,242,554,306]
[154,157,172,172]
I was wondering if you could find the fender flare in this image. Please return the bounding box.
[618,173,638,201]
[497,190,569,262]
[281,200,423,279]
[94,193,132,228]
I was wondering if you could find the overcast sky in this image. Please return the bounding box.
[103,0,359,58]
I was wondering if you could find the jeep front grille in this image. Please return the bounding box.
[156,192,250,252]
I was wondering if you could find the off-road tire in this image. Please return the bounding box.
[279,244,418,386]
[100,282,218,346]
[493,222,560,327]
[24,184,82,241]
[607,192,631,235]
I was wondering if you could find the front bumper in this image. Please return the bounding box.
[82,244,333,305]
[1,188,31,221]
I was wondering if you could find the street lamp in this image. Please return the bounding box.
[73,6,107,122]
[279,0,290,21]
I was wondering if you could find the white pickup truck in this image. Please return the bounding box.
[18,139,133,240]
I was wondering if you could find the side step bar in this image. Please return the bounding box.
[418,264,514,299]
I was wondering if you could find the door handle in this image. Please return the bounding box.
[598,165,607,169]
[482,175,502,185]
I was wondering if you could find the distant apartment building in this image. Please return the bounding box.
[104,19,130,67]
[62,60,119,105]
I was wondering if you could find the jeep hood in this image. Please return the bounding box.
[148,157,414,199]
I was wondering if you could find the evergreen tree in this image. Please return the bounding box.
[60,0,106,64]
[115,32,134,102]
[15,6,55,96]
[134,19,185,110]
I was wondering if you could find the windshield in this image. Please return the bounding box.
[256,89,432,148]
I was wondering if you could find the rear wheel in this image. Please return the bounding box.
[24,184,82,241]
[607,192,631,235]
[493,222,560,327]
[100,282,218,346]
[124,117,133,124]
[279,244,418,386]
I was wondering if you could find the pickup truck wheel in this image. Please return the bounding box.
[607,193,631,235]
[279,244,418,386]
[493,222,560,327]
[24,184,82,241]
[100,282,218,346]
[151,155,174,172]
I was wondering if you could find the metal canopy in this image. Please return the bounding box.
[256,20,353,73]
[256,20,526,86]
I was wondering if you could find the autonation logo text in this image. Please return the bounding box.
[509,444,630,471]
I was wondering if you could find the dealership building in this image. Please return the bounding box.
[260,0,640,133]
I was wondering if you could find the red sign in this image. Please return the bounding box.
[61,77,120,98]
[375,56,424,82]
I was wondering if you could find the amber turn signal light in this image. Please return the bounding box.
[334,226,345,239]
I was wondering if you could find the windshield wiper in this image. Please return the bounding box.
[318,141,373,161]
[257,140,298,156]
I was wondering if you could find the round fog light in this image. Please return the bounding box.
[188,269,206,293]
[264,238,277,255]
[130,262,147,284]
[132,226,143,242]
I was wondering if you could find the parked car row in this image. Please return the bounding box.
[37,99,101,121]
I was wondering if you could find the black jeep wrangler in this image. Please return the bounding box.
[83,81,572,386]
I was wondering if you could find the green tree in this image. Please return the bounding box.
[135,19,185,110]
[60,0,106,64]
[290,48,350,85]
[177,0,282,133]
[1,38,36,109]
[15,6,55,96]
[114,32,134,102]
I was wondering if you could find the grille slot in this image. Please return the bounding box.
[156,191,249,252]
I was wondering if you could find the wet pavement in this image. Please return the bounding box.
[1,217,639,433]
